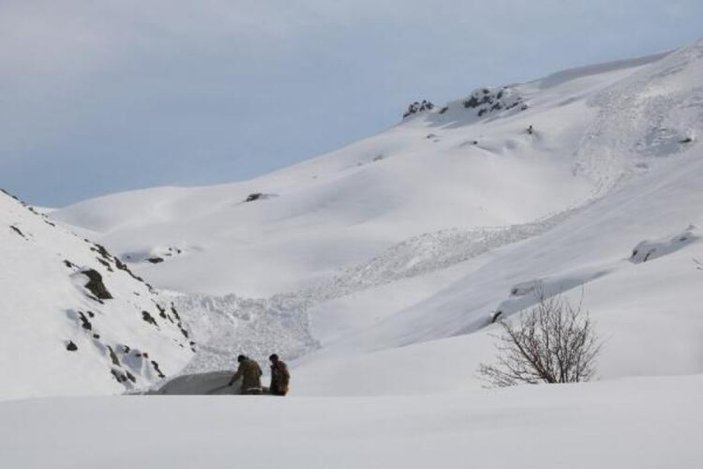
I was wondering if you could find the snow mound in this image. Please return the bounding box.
[122,245,186,264]
[629,226,699,264]
[147,371,241,395]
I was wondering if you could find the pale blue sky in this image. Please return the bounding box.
[2,0,702,206]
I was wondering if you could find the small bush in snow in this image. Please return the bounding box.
[479,293,600,387]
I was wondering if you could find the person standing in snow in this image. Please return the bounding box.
[269,353,290,396]
[228,354,263,394]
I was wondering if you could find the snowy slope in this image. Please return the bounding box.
[0,190,194,400]
[52,68,613,297]
[3,37,703,469]
[50,39,703,391]
[54,45,694,299]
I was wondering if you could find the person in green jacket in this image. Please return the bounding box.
[269,353,290,396]
[228,354,263,395]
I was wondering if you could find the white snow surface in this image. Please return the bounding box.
[0,191,194,400]
[3,37,703,466]
[1,375,702,469]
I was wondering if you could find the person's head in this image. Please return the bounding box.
[269,353,279,363]
[237,354,247,363]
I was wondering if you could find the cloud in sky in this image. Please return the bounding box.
[1,0,702,206]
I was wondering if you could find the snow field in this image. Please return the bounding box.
[1,375,702,469]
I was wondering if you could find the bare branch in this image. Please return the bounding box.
[478,291,601,387]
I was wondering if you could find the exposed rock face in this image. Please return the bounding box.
[401,87,526,122]
[403,100,435,118]
[244,192,278,203]
[142,311,158,327]
[82,269,113,300]
[462,87,527,117]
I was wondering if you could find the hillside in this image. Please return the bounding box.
[50,39,703,388]
[0,190,194,399]
[2,33,703,469]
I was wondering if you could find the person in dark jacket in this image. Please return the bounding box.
[269,353,290,396]
[228,354,263,394]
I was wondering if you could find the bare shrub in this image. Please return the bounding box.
[479,293,601,387]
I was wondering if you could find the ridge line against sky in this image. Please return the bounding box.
[1,0,702,207]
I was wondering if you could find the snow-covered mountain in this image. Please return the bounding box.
[3,36,703,469]
[0,190,195,399]
[51,39,703,388]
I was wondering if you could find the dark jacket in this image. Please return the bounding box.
[229,358,263,394]
[270,360,290,396]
